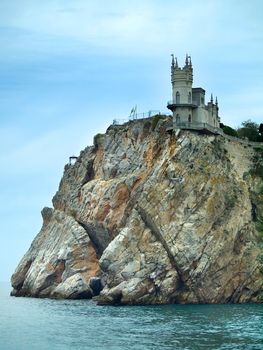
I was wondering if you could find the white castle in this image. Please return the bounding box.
[167,54,220,132]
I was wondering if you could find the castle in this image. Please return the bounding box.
[167,54,220,133]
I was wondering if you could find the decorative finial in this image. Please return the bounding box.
[215,96,218,105]
[189,55,192,66]
[185,53,189,66]
[171,54,175,68]
[211,93,213,103]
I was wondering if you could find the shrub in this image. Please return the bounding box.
[93,133,104,149]
[237,120,260,141]
[222,125,238,137]
[69,209,77,219]
[250,149,263,180]
[151,114,165,131]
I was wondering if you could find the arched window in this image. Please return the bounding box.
[176,114,180,124]
[188,92,191,103]
[176,91,180,104]
[188,115,191,123]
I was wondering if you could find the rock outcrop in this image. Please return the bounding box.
[11,117,263,304]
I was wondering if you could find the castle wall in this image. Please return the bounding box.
[172,107,192,126]
[193,107,208,124]
[172,82,192,104]
[192,88,205,107]
[170,57,220,130]
[171,67,193,104]
[192,107,220,127]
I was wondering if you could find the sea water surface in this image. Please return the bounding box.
[0,283,262,350]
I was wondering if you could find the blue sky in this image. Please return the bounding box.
[0,0,263,282]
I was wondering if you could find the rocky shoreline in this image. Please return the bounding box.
[11,117,263,304]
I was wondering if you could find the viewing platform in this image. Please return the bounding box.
[167,100,198,110]
[166,122,221,135]
[166,121,263,148]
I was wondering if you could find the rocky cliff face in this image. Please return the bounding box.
[11,117,263,304]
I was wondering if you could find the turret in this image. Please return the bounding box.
[170,54,193,105]
[167,54,220,131]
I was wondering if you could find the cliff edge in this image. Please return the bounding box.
[11,117,263,304]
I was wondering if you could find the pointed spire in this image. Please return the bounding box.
[185,53,189,66]
[175,57,178,68]
[189,55,192,66]
[215,96,218,106]
[210,93,213,103]
[171,54,175,68]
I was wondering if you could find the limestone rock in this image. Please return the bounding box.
[11,117,263,304]
[11,209,99,298]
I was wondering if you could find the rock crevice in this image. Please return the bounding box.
[11,117,263,304]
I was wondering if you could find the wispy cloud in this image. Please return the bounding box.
[1,0,263,280]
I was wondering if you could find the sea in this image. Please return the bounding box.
[0,282,262,350]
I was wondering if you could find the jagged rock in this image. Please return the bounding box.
[11,117,263,304]
[11,210,99,298]
[52,273,92,299]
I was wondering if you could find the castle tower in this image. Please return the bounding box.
[168,54,194,125]
[167,54,220,131]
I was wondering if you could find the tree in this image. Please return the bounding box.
[222,125,238,137]
[237,119,259,141]
[259,123,263,142]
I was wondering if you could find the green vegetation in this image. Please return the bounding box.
[224,192,237,209]
[151,114,165,130]
[237,120,263,142]
[251,149,263,180]
[256,221,263,236]
[221,120,263,142]
[256,219,263,274]
[69,209,78,219]
[222,125,238,137]
[242,171,250,180]
[93,133,105,149]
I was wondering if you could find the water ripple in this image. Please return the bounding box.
[0,284,262,350]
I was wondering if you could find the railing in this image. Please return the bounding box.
[167,101,197,107]
[113,110,164,125]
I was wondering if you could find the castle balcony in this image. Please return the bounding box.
[167,101,197,111]
[173,122,222,135]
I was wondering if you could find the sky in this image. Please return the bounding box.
[0,0,263,282]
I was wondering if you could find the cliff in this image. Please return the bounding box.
[11,117,263,304]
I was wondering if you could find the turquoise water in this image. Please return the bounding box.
[0,283,262,350]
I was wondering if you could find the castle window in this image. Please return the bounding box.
[176,114,180,123]
[176,91,180,104]
[188,115,191,123]
[188,92,191,103]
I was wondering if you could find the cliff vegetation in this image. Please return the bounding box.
[11,117,263,304]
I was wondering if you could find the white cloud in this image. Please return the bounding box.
[0,1,228,56]
[1,0,263,281]
[1,0,262,64]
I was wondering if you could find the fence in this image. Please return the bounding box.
[113,110,164,125]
